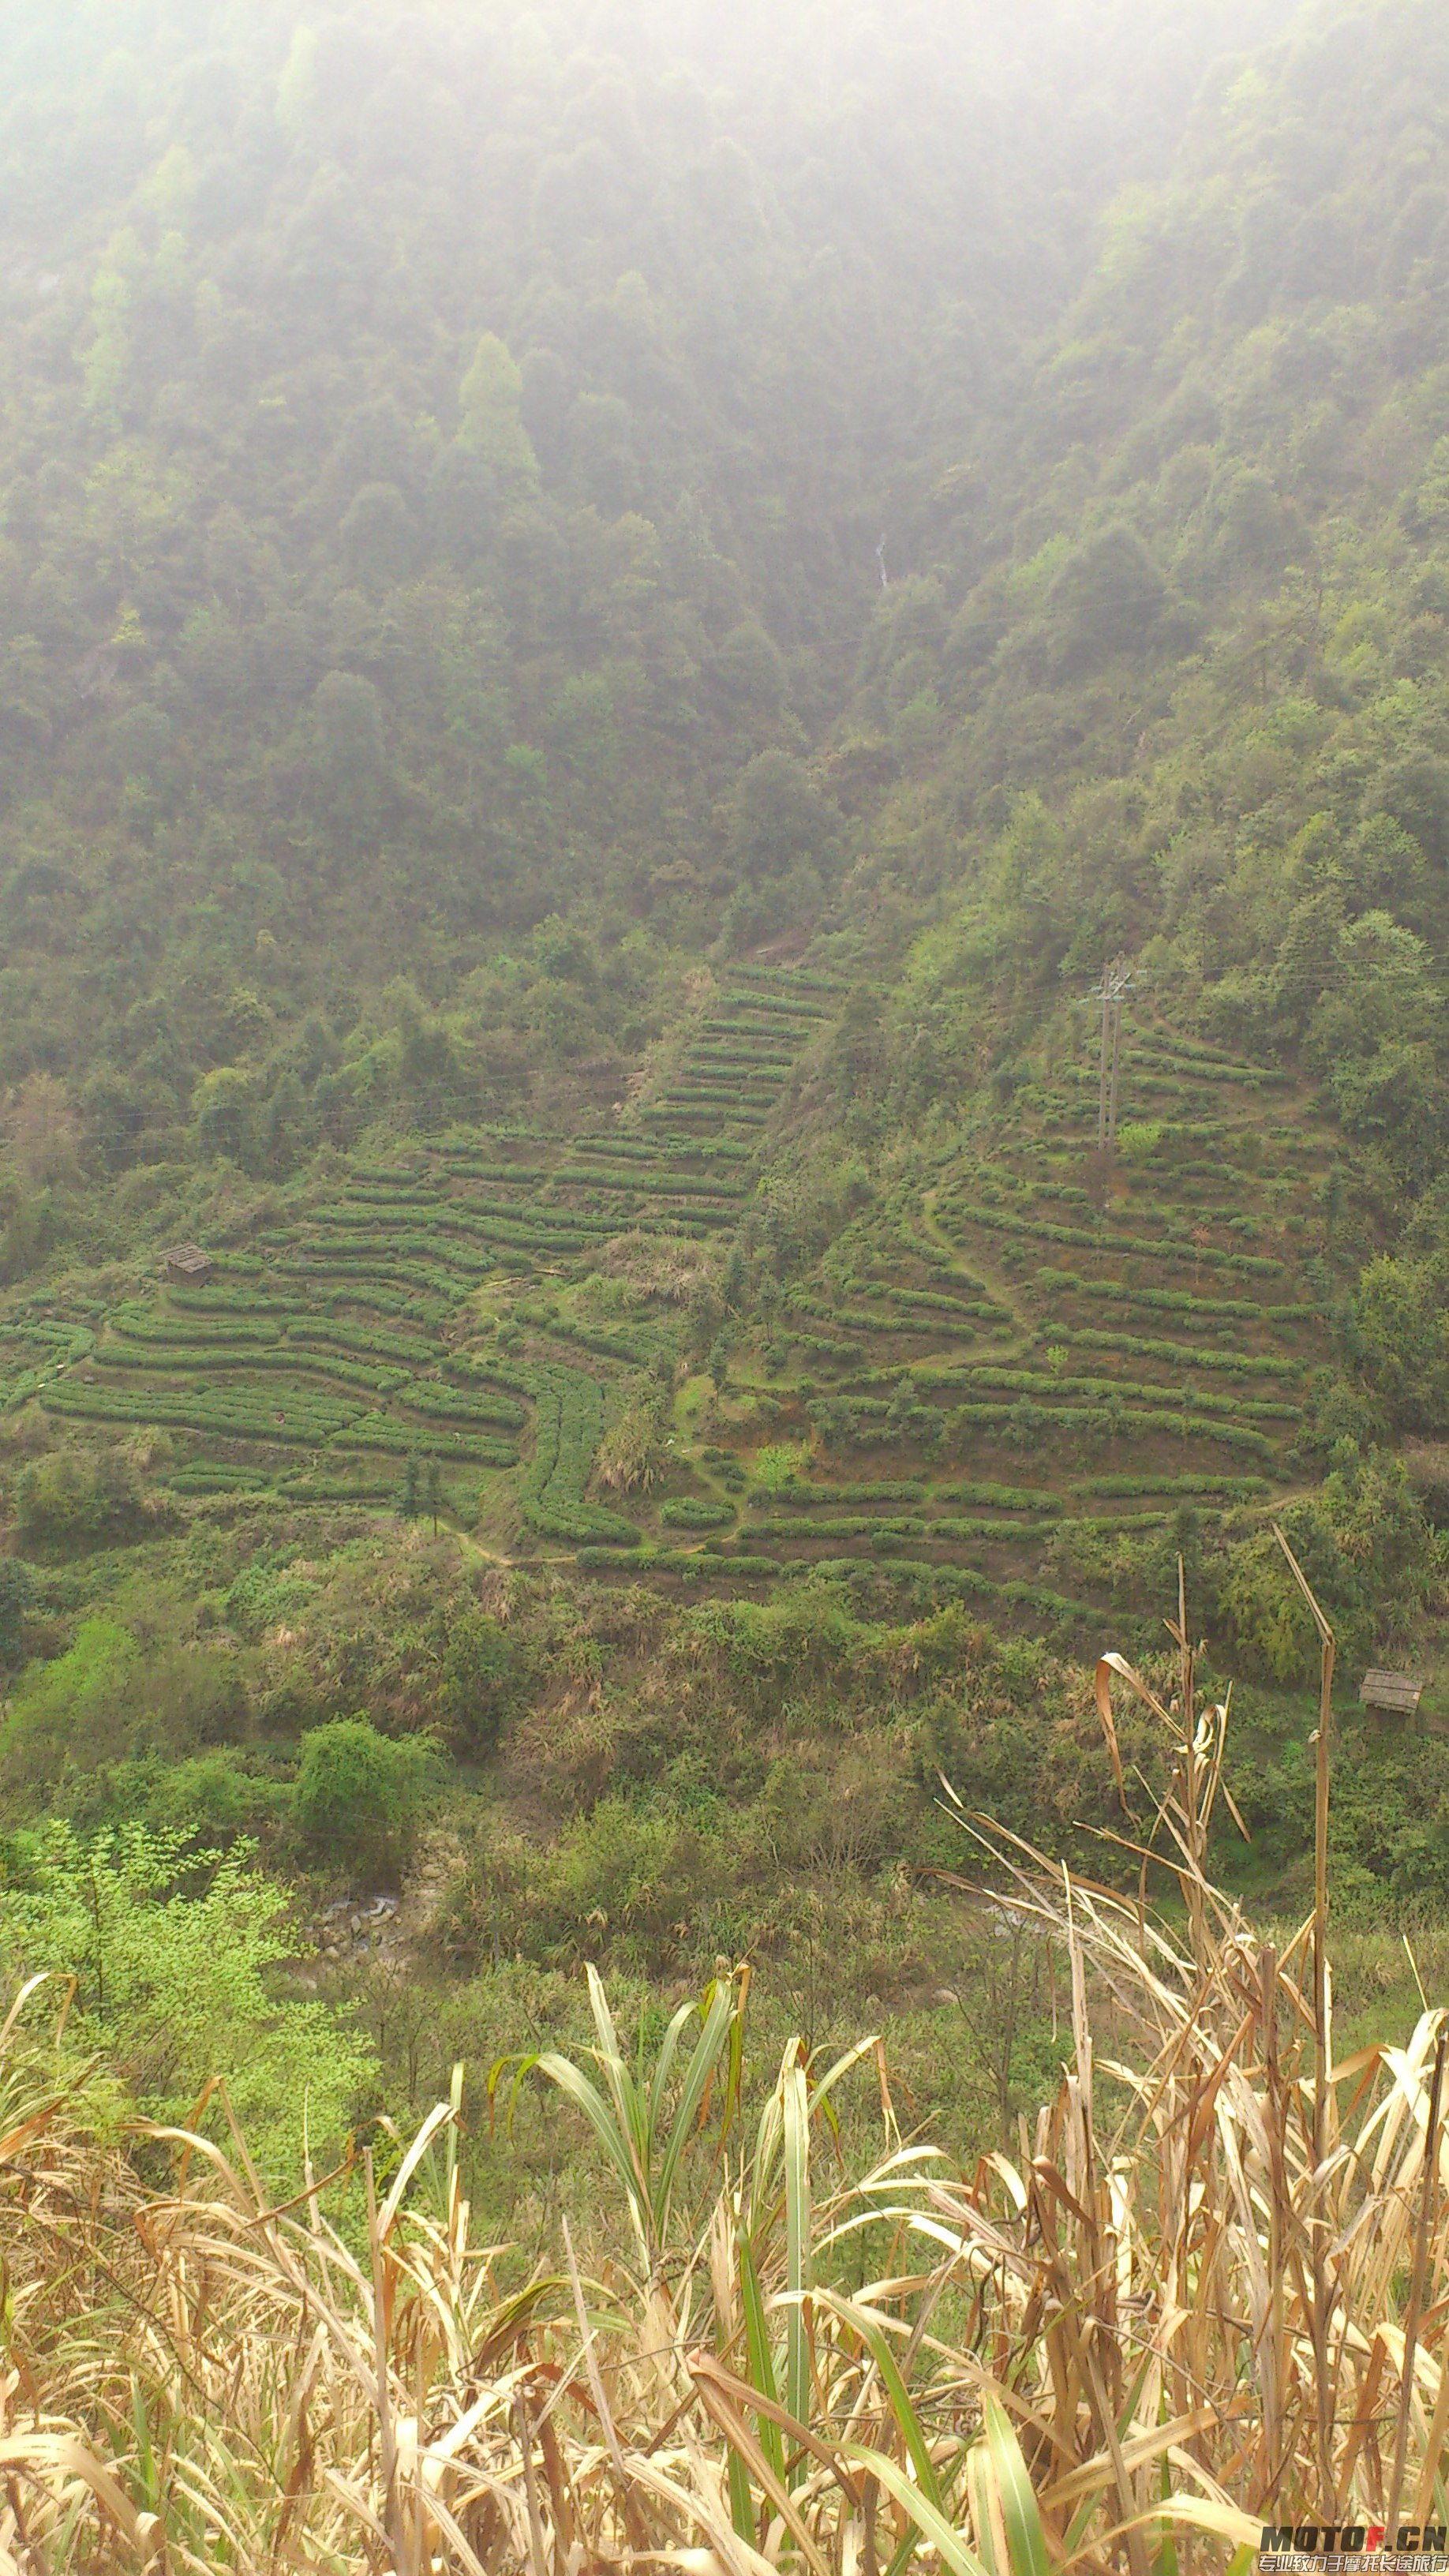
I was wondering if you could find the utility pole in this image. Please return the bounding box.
[1091,955,1134,1161]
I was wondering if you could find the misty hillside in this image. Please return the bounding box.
[6,0,1449,2430]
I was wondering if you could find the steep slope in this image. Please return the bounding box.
[5,0,1448,1706]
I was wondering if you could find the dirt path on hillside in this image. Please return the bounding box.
[917,1188,1037,1352]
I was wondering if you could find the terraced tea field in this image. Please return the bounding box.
[653,1013,1339,1627]
[5,974,1343,1631]
[12,968,834,1555]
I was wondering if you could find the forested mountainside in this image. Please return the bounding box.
[6,0,1449,2182]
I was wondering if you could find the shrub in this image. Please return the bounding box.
[16,1443,165,1545]
[535,1797,726,1968]
[436,1610,519,1754]
[0,1559,36,1664]
[0,1818,374,2182]
[751,1442,807,1495]
[0,1619,140,1800]
[660,1500,734,1528]
[294,1717,440,1885]
[134,1751,291,1848]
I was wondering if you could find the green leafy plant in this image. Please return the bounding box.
[294,1717,441,1885]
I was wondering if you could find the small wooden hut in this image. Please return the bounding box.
[164,1244,215,1286]
[1359,1668,1424,1721]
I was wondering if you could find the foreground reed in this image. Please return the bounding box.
[0,1589,1444,2570]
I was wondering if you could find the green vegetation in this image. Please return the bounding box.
[9,17,1449,2489]
[521,1365,638,1545]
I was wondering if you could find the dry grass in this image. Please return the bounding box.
[1,1578,1447,2570]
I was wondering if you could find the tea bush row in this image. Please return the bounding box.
[749,1514,930,1541]
[43,1380,357,1443]
[521,1365,639,1544]
[169,1289,311,1320]
[657,1092,777,1121]
[397,1381,527,1430]
[110,1308,278,1346]
[880,1286,1009,1322]
[331,1416,517,1466]
[444,1197,621,1235]
[293,1228,494,1276]
[324,1282,451,1323]
[770,1480,925,1504]
[554,1167,744,1200]
[432,1155,552,1182]
[13,1322,95,1357]
[661,1085,775,1110]
[945,1202,1286,1276]
[1051,1327,1301,1380]
[1127,1043,1291,1086]
[711,993,826,1021]
[659,1499,735,1528]
[889,1226,958,1272]
[787,1294,960,1341]
[865,1560,1099,1623]
[572,1136,751,1166]
[1129,1031,1249,1069]
[290,1320,442,1367]
[101,1343,406,1395]
[728,964,844,993]
[365,1230,499,1275]
[1078,1471,1269,1498]
[768,1327,862,1367]
[1055,1511,1176,1537]
[1034,1269,1309,1325]
[343,1185,436,1208]
[689,1047,795,1069]
[274,1255,471,1303]
[930,1512,1059,1541]
[908,1361,1301,1423]
[575,1544,781,1578]
[440,1352,534,1398]
[515,1311,658,1368]
[164,1463,271,1493]
[274,1477,404,1503]
[938,1396,1277,1460]
[680,1040,793,1068]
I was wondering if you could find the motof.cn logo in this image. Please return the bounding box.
[1259,2524,1449,2573]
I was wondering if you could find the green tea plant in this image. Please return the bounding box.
[521,1364,640,1544]
[398,1381,528,1429]
[44,1380,359,1443]
[331,1416,516,1466]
